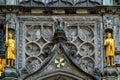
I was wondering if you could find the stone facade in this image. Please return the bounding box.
[0,0,120,80]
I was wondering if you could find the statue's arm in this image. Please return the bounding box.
[104,40,107,46]
[13,40,16,54]
[113,40,115,54]
[0,64,2,69]
[5,41,8,47]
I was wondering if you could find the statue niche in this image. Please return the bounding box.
[104,32,115,66]
[5,24,16,67]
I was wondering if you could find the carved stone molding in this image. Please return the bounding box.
[19,0,101,7]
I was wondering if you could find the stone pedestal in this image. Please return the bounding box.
[103,66,118,80]
[2,67,18,80]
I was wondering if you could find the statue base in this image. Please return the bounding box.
[103,66,118,80]
[2,67,18,80]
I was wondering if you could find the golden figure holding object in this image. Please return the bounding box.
[104,32,115,66]
[5,23,16,67]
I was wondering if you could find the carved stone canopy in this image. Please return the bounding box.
[105,28,113,33]
[52,18,67,43]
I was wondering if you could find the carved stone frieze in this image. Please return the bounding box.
[19,0,101,7]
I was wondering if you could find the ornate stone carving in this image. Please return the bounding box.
[103,67,118,80]
[21,23,54,75]
[75,0,101,6]
[19,0,101,7]
[43,75,77,80]
[26,57,41,73]
[20,0,45,6]
[42,24,53,41]
[26,25,41,41]
[66,24,78,41]
[80,57,94,73]
[103,15,114,29]
[79,42,94,56]
[6,14,16,30]
[19,16,102,79]
[26,42,41,56]
[79,26,94,41]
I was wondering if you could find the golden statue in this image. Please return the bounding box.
[5,24,16,67]
[104,32,115,66]
[0,58,5,76]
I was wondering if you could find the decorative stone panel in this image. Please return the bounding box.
[18,16,102,78]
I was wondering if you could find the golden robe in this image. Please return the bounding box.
[6,39,16,60]
[104,38,115,57]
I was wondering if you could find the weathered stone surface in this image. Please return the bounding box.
[3,67,18,80]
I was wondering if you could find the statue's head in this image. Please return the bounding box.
[8,33,12,39]
[107,32,112,38]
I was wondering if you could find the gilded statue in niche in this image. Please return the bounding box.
[5,24,16,67]
[104,32,115,66]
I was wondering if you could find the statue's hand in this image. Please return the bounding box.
[106,41,110,45]
[5,42,8,46]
